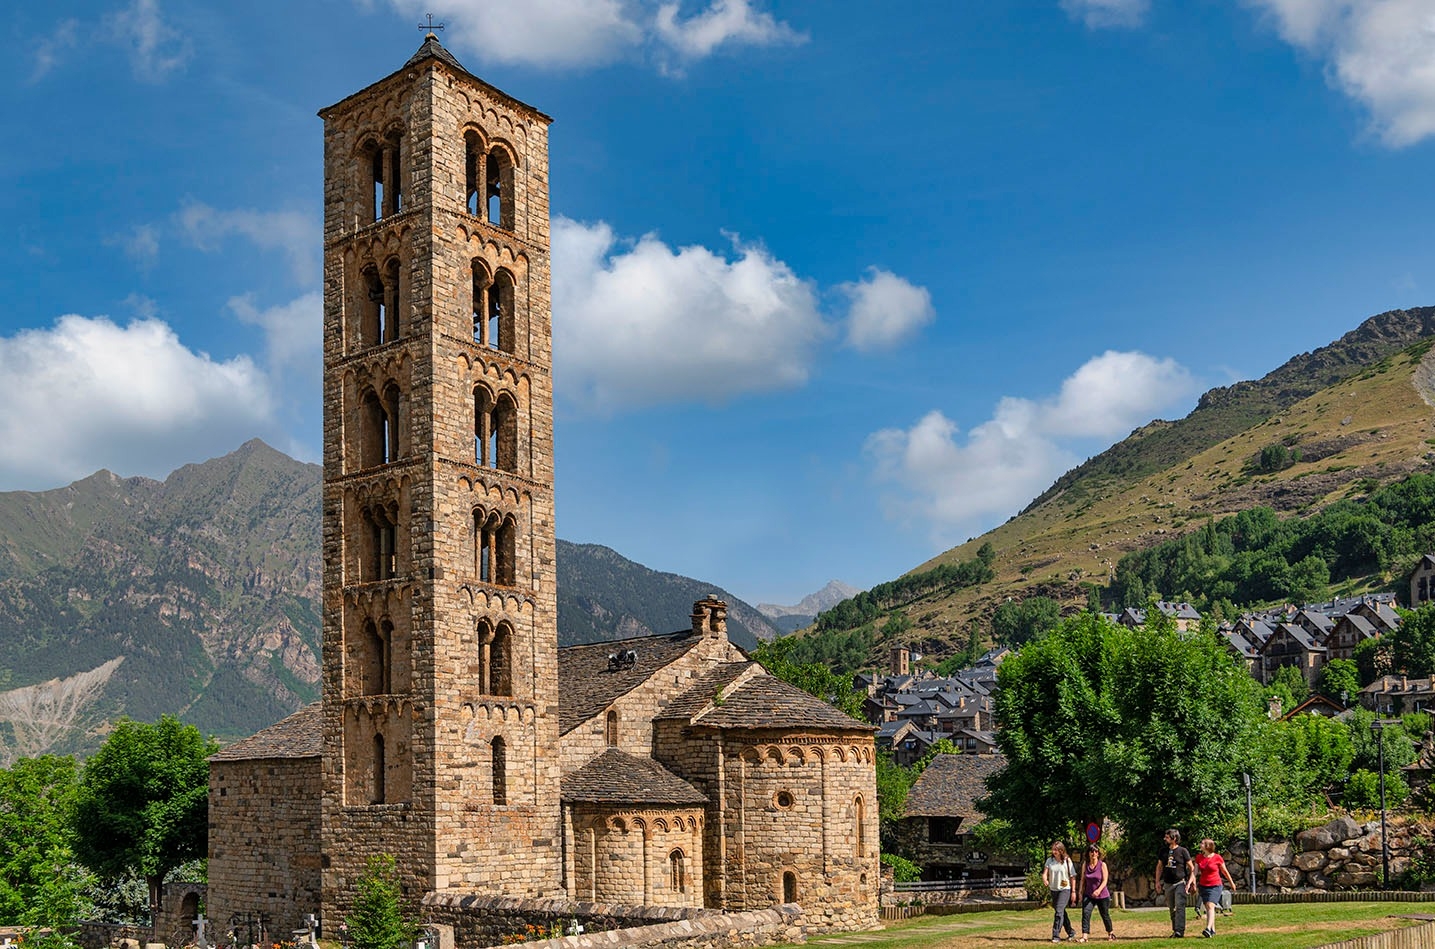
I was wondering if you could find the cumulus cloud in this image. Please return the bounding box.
[841,269,935,352]
[866,351,1197,540]
[0,316,277,489]
[1245,0,1435,146]
[552,217,829,410]
[375,0,802,69]
[228,292,322,376]
[107,0,190,81]
[177,203,319,286]
[1060,0,1150,28]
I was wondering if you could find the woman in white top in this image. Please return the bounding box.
[1042,840,1077,943]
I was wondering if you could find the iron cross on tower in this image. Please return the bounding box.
[418,13,444,32]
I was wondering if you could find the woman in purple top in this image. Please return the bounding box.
[1076,845,1115,942]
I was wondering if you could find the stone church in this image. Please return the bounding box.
[205,36,878,942]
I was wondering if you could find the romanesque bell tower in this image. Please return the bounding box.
[317,35,560,918]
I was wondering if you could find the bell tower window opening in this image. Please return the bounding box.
[464,131,484,216]
[382,383,401,463]
[387,134,403,214]
[491,736,507,804]
[371,732,386,804]
[366,143,383,223]
[493,394,517,472]
[471,260,492,346]
[382,259,401,342]
[486,147,513,230]
[361,619,392,696]
[489,269,515,353]
[476,512,516,586]
[476,618,514,697]
[360,265,384,347]
[364,507,397,581]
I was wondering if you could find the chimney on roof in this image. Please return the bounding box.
[1403,675,1409,690]
[691,595,727,638]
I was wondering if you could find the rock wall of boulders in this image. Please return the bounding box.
[1115,815,1435,903]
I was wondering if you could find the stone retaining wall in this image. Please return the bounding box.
[420,899,802,949]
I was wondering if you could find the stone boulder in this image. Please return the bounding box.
[1252,842,1294,870]
[1293,851,1327,872]
[1332,869,1378,887]
[1298,816,1361,851]
[1267,866,1301,888]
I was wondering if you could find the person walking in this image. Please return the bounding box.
[1193,838,1238,938]
[1076,845,1115,942]
[1044,840,1078,943]
[1154,828,1196,937]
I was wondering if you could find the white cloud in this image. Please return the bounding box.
[107,224,159,266]
[1060,0,1150,29]
[841,269,935,352]
[0,316,277,490]
[866,351,1197,540]
[552,217,829,410]
[108,0,191,81]
[177,203,319,286]
[654,0,805,59]
[1245,0,1435,146]
[228,292,322,376]
[376,0,801,69]
[30,19,79,83]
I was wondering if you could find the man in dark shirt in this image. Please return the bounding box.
[1154,828,1196,937]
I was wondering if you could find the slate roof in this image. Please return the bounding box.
[557,629,712,735]
[561,749,707,806]
[1223,630,1258,659]
[903,753,1005,819]
[655,662,873,732]
[1339,614,1379,639]
[211,703,322,761]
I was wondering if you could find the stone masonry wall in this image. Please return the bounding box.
[569,805,705,907]
[208,757,322,935]
[421,897,801,949]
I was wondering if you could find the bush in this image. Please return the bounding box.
[1343,769,1410,810]
[346,854,418,949]
[880,853,921,883]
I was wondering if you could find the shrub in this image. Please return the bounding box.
[346,854,418,949]
[880,853,922,883]
[1343,769,1410,810]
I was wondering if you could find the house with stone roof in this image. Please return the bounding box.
[894,754,1022,882]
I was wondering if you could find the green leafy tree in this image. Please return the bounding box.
[1266,664,1310,714]
[1253,713,1354,806]
[749,637,865,719]
[0,756,91,927]
[346,854,417,949]
[874,750,914,854]
[71,717,217,925]
[1392,605,1435,677]
[1353,636,1393,686]
[1344,769,1410,809]
[1347,708,1417,774]
[982,612,1264,848]
[990,597,1062,648]
[1317,659,1360,706]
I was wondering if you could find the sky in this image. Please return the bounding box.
[3,1,1435,608]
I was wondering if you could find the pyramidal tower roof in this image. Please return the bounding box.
[320,33,550,122]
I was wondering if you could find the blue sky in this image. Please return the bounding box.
[3,1,1435,608]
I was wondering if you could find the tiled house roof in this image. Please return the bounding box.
[557,629,712,735]
[903,753,1005,819]
[211,703,322,761]
[561,748,707,806]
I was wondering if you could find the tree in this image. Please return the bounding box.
[749,636,865,719]
[991,597,1062,648]
[1265,664,1310,715]
[1253,713,1353,807]
[1317,659,1360,706]
[71,717,217,925]
[346,854,417,949]
[1391,605,1435,677]
[1347,708,1417,774]
[982,613,1264,848]
[1353,636,1393,686]
[0,756,90,927]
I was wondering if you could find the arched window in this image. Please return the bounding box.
[474,389,518,473]
[669,850,686,893]
[382,259,401,342]
[475,513,516,587]
[385,130,404,216]
[361,140,382,223]
[362,619,389,696]
[464,131,484,216]
[486,147,513,229]
[471,260,492,345]
[364,507,397,581]
[782,871,797,904]
[371,732,386,804]
[381,383,401,463]
[488,269,515,353]
[605,709,618,746]
[476,619,511,696]
[854,795,866,857]
[491,736,507,805]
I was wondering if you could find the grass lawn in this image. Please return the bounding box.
[801,902,1435,949]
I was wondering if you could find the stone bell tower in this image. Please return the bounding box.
[317,34,560,919]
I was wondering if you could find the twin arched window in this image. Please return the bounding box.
[473,510,517,586]
[360,384,401,468]
[476,618,513,696]
[363,506,398,582]
[471,261,515,353]
[360,260,402,347]
[361,618,394,695]
[361,131,404,223]
[474,387,518,472]
[465,133,514,229]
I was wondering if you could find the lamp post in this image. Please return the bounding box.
[1371,718,1401,889]
[1242,772,1256,892]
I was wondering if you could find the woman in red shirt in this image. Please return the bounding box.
[1194,838,1238,938]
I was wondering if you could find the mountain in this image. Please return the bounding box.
[0,444,773,759]
[555,541,776,650]
[757,580,861,619]
[812,306,1435,658]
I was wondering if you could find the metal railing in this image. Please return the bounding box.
[893,875,1026,891]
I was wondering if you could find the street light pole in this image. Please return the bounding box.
[1371,718,1400,889]
[1242,771,1256,892]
